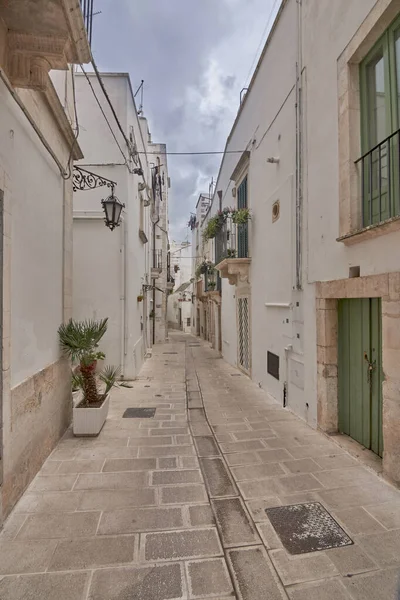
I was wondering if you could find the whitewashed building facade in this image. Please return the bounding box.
[191,0,400,484]
[73,73,170,380]
[0,1,92,519]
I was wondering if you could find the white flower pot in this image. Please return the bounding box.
[73,394,110,437]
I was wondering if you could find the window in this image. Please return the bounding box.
[187,318,191,327]
[359,15,400,226]
[237,175,248,258]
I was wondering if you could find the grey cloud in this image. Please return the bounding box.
[91,0,276,239]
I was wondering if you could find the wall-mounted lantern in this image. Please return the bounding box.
[101,190,125,231]
[73,166,124,231]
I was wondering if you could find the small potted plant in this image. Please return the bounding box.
[58,318,124,436]
[208,281,216,290]
[231,207,251,225]
[137,294,144,302]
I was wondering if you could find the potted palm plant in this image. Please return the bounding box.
[58,318,121,436]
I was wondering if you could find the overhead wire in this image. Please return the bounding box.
[90,58,147,183]
[79,63,132,171]
[61,65,81,180]
[137,150,245,156]
[242,0,280,89]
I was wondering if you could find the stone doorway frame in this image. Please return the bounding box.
[316,273,400,483]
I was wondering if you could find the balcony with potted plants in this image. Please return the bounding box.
[195,260,221,302]
[207,208,251,286]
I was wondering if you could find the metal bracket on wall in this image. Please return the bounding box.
[73,166,117,192]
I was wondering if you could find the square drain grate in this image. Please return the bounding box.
[123,408,156,419]
[266,502,353,555]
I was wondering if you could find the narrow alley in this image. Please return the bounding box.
[0,333,399,600]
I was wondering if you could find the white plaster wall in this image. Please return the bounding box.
[73,74,149,377]
[0,80,65,387]
[73,217,123,370]
[199,0,318,424]
[303,0,398,283]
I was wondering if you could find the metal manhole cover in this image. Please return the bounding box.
[123,408,156,419]
[265,502,353,555]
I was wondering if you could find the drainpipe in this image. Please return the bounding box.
[295,0,303,290]
[152,218,159,345]
[120,220,126,377]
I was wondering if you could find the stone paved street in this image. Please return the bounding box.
[1,333,400,599]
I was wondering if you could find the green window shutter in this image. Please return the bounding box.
[359,14,400,225]
[237,176,248,258]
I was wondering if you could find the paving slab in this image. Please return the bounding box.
[188,505,215,527]
[231,462,285,481]
[225,451,261,466]
[88,563,185,600]
[102,458,157,472]
[0,572,89,600]
[161,484,208,505]
[227,545,286,600]
[4,333,400,600]
[211,497,260,547]
[281,459,321,474]
[78,487,156,510]
[186,558,234,598]
[74,471,148,490]
[237,478,282,500]
[326,544,377,575]
[98,506,184,534]
[0,539,58,574]
[364,500,400,529]
[245,497,282,522]
[49,535,136,571]
[14,491,82,513]
[342,567,400,600]
[57,459,104,473]
[29,475,77,492]
[143,527,222,561]
[269,548,339,585]
[287,579,352,600]
[332,506,386,534]
[151,469,203,485]
[194,436,221,457]
[199,457,238,497]
[356,529,400,567]
[17,511,100,539]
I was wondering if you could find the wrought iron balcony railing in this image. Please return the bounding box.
[355,128,400,228]
[215,216,249,265]
[153,250,163,271]
[80,0,94,46]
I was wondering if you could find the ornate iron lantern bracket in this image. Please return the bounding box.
[73,166,124,231]
[73,166,117,193]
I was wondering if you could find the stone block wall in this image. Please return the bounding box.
[2,358,71,518]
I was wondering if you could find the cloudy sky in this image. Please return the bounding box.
[91,0,279,241]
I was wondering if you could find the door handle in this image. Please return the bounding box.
[364,352,376,386]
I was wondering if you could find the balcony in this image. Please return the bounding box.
[151,250,163,279]
[0,0,92,91]
[214,216,251,286]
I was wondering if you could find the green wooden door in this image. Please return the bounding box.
[338,298,383,457]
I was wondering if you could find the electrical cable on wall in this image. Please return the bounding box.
[61,65,81,180]
[137,150,245,156]
[90,58,148,184]
[79,63,132,171]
